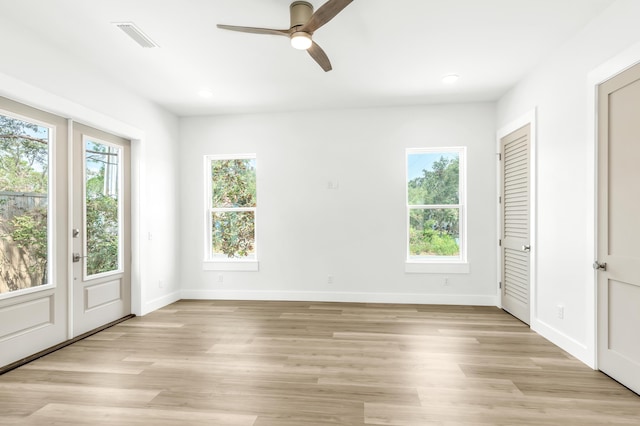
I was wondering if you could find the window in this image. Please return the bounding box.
[204,154,257,271]
[0,111,52,295]
[84,137,122,277]
[406,147,466,269]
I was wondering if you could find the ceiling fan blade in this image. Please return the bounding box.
[217,24,289,37]
[307,41,332,72]
[301,0,353,34]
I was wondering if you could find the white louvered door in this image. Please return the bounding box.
[500,124,531,324]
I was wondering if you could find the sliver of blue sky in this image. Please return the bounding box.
[407,152,458,181]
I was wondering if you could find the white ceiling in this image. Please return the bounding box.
[0,0,616,116]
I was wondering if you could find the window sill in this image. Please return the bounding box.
[405,262,469,274]
[203,261,259,272]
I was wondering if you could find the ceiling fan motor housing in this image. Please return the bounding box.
[290,1,313,29]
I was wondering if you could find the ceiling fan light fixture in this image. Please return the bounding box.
[291,32,312,50]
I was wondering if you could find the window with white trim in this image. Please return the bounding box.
[205,154,257,267]
[406,147,466,264]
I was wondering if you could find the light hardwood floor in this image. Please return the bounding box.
[1,300,639,425]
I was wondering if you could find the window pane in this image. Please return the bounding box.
[212,159,256,208]
[409,208,460,257]
[85,140,121,276]
[0,114,50,294]
[212,211,255,259]
[407,152,459,205]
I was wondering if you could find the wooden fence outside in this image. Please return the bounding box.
[0,191,47,220]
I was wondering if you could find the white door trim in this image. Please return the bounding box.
[67,118,74,338]
[0,71,146,323]
[496,110,537,322]
[588,40,640,370]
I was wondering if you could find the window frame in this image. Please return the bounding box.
[203,153,258,272]
[405,147,468,274]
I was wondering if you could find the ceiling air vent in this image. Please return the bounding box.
[112,22,159,48]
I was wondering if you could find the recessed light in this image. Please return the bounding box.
[442,74,460,84]
[198,89,213,98]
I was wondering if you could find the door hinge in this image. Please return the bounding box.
[499,239,502,247]
[497,153,502,161]
[499,281,502,289]
[498,196,502,204]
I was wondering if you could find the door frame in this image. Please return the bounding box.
[588,41,640,370]
[0,72,146,333]
[496,110,537,326]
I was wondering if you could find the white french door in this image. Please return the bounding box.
[0,97,134,370]
[0,96,69,367]
[72,123,131,336]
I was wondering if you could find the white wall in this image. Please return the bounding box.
[180,104,498,304]
[497,0,640,366]
[0,13,182,315]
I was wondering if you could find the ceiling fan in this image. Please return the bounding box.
[217,0,353,72]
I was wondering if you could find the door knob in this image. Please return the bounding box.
[72,253,87,263]
[593,261,607,271]
[522,245,531,252]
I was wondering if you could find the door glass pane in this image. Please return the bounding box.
[409,208,460,257]
[212,211,255,259]
[85,139,121,276]
[0,114,50,294]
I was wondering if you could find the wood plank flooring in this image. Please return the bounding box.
[1,300,639,425]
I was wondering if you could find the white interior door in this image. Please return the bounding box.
[72,123,130,336]
[0,96,69,367]
[597,62,640,395]
[500,124,531,325]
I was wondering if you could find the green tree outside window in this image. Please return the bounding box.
[407,150,463,258]
[0,114,49,293]
[210,157,257,259]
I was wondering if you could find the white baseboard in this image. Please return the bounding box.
[532,318,594,368]
[180,289,498,306]
[142,291,181,316]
